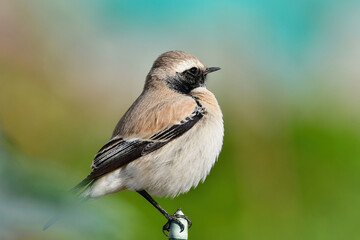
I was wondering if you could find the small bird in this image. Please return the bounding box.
[48,50,223,234]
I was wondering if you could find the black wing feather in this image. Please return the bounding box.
[75,105,205,189]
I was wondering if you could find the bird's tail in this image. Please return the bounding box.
[70,175,94,195]
[43,177,94,230]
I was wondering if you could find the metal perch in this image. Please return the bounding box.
[168,209,188,240]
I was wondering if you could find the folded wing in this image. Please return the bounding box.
[74,102,205,190]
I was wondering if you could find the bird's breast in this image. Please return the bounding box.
[123,88,224,197]
[190,87,222,118]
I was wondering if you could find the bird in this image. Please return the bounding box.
[45,50,223,235]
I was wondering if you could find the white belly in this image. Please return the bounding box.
[124,113,223,197]
[88,113,223,198]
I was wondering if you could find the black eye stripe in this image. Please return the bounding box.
[184,67,202,77]
[189,67,198,74]
[168,67,205,94]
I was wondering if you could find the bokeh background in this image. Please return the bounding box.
[1,0,360,239]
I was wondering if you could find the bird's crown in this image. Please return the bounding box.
[145,50,220,94]
[151,50,206,75]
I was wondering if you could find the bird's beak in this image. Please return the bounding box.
[204,67,221,75]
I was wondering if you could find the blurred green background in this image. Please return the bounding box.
[1,0,360,239]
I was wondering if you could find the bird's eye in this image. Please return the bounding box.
[189,67,198,74]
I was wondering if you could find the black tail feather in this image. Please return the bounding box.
[70,176,93,194]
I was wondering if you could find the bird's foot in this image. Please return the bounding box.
[162,208,192,236]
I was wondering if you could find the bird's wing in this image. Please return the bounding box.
[74,100,205,189]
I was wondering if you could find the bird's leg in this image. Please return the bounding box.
[137,190,192,236]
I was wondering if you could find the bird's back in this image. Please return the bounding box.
[112,86,197,139]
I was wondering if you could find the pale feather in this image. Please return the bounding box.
[86,87,223,198]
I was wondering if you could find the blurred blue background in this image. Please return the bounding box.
[1,0,360,239]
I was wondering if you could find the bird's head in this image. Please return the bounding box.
[145,50,220,94]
